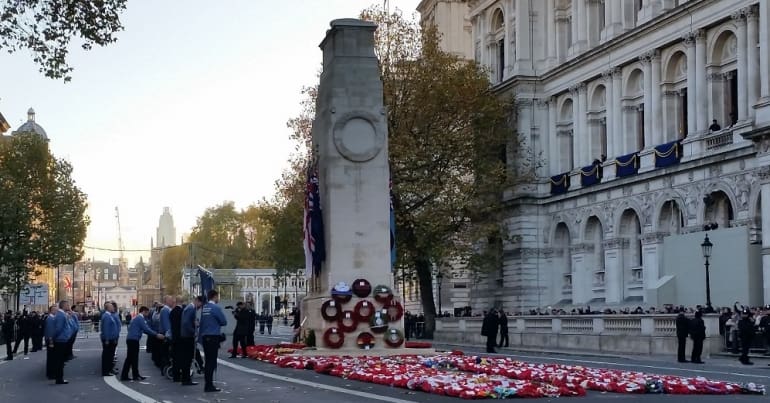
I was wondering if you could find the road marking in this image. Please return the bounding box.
[103,375,160,403]
[218,358,418,403]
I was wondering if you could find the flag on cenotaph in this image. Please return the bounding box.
[304,162,326,278]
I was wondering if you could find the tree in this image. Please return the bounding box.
[1,0,128,81]
[0,132,89,308]
[159,245,188,295]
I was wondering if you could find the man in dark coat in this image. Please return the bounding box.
[481,308,499,353]
[2,311,15,360]
[497,310,509,348]
[230,302,249,358]
[13,312,31,355]
[738,308,755,365]
[169,296,185,382]
[675,309,689,363]
[245,303,256,346]
[689,310,706,364]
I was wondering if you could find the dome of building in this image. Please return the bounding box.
[13,107,48,140]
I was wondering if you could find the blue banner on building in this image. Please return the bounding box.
[654,140,682,168]
[550,173,570,195]
[615,152,639,178]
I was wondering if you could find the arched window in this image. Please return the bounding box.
[490,8,506,83]
[623,68,645,152]
[710,31,739,126]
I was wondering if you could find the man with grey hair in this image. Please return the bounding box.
[51,300,73,384]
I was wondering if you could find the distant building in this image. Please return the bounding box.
[156,207,177,248]
[417,0,473,60]
[98,285,137,311]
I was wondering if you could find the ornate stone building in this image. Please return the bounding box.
[421,0,770,312]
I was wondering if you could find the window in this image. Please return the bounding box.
[112,274,117,280]
[637,104,645,150]
[104,273,108,280]
[727,71,738,125]
[680,89,688,137]
[453,283,468,289]
[497,38,505,82]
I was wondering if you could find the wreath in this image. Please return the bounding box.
[331,282,353,304]
[321,299,341,322]
[373,284,393,304]
[356,332,375,349]
[370,309,389,333]
[384,328,404,348]
[337,310,357,333]
[353,300,375,322]
[351,279,372,298]
[385,299,404,322]
[322,327,344,349]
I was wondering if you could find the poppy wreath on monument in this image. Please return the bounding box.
[369,310,389,333]
[384,299,404,322]
[322,327,344,349]
[384,328,404,348]
[321,299,342,322]
[353,299,375,322]
[356,331,376,349]
[331,282,353,303]
[337,310,357,333]
[351,278,372,298]
[373,284,393,304]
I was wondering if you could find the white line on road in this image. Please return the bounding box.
[103,375,160,403]
[218,358,419,403]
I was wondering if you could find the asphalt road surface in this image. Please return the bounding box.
[1,326,768,403]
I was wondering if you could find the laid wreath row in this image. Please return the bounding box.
[321,298,403,323]
[323,327,405,348]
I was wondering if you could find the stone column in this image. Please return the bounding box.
[570,244,588,305]
[762,173,770,304]
[603,239,623,304]
[683,32,697,136]
[641,233,666,305]
[734,10,749,120]
[747,6,759,119]
[612,68,623,155]
[603,69,615,157]
[577,0,587,51]
[578,83,589,164]
[695,30,708,132]
[651,50,663,145]
[641,52,653,148]
[571,0,579,52]
[548,96,559,173]
[570,85,581,167]
[758,0,770,125]
[609,0,623,37]
[515,0,532,74]
[537,98,550,176]
[547,0,557,67]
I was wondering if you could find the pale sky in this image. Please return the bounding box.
[1,0,420,266]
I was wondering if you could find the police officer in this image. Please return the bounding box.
[2,311,15,360]
[675,309,689,363]
[12,311,31,355]
[100,302,120,376]
[52,301,73,384]
[738,308,755,365]
[689,310,706,364]
[179,296,203,386]
[200,289,227,392]
[120,306,165,381]
[230,302,249,358]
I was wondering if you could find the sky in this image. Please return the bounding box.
[1,0,421,266]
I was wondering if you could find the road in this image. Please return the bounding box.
[0,325,768,403]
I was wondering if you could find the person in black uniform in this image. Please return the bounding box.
[2,311,15,360]
[30,311,43,352]
[230,302,249,358]
[13,312,31,355]
[169,296,184,382]
[258,312,266,334]
[266,312,274,335]
[497,310,509,348]
[689,310,706,364]
[738,308,755,365]
[245,302,256,346]
[675,309,689,363]
[481,308,499,354]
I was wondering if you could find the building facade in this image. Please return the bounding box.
[421,0,770,313]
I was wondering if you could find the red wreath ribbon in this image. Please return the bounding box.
[352,279,372,298]
[322,327,344,349]
[356,332,375,349]
[385,300,404,321]
[321,299,341,322]
[384,328,404,348]
[353,299,375,322]
[373,285,394,304]
[337,310,357,332]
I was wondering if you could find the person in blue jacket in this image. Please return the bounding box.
[158,295,173,370]
[44,305,58,380]
[51,301,73,384]
[65,308,79,361]
[199,290,227,392]
[100,302,120,376]
[178,296,204,386]
[120,306,165,381]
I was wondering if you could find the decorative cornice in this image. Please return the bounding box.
[622,105,639,112]
[638,49,660,64]
[731,9,747,24]
[569,243,594,254]
[682,32,695,47]
[706,73,724,82]
[641,232,668,244]
[745,5,758,20]
[662,90,680,97]
[602,238,623,250]
[758,166,770,183]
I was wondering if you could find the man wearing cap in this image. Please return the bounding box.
[689,310,706,364]
[738,308,755,365]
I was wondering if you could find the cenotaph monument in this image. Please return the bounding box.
[300,19,406,353]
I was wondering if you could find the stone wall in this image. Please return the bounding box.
[435,314,723,357]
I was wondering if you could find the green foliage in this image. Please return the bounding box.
[159,245,189,294]
[0,0,128,81]
[0,132,89,304]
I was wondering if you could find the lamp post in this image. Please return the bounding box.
[436,271,443,315]
[701,234,713,308]
[293,270,298,309]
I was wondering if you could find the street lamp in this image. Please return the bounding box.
[436,271,443,316]
[701,234,713,308]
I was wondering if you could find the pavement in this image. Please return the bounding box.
[0,326,768,402]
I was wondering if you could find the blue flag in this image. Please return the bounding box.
[198,267,215,300]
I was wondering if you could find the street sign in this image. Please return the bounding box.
[19,283,49,306]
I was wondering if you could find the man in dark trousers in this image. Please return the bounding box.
[246,302,256,346]
[291,308,301,343]
[100,302,120,376]
[13,312,31,355]
[689,310,706,364]
[738,308,755,365]
[266,312,274,335]
[258,312,266,334]
[675,309,689,363]
[51,301,73,384]
[497,310,509,348]
[44,306,57,379]
[120,306,165,381]
[200,289,227,392]
[169,296,185,382]
[2,311,15,360]
[179,296,203,386]
[30,311,43,352]
[481,308,499,354]
[230,302,249,358]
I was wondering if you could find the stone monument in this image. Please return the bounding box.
[300,19,405,353]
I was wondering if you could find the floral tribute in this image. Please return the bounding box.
[228,344,765,399]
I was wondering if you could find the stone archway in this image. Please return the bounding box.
[619,209,643,301]
[704,190,734,228]
[658,199,685,235]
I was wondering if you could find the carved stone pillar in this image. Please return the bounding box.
[548,96,559,173]
[760,168,770,304]
[695,30,707,132]
[734,10,749,120]
[570,84,581,167]
[683,32,697,136]
[578,83,589,164]
[603,69,615,158]
[640,51,653,148]
[641,232,667,305]
[612,68,623,154]
[570,243,591,305]
[651,50,663,145]
[547,0,557,67]
[747,6,759,119]
[603,238,624,304]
